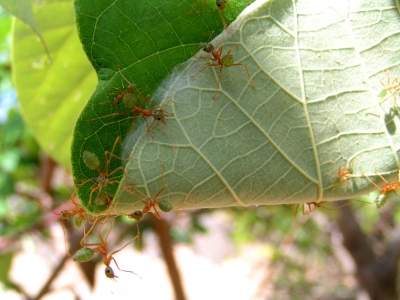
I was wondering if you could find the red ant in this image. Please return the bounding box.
[129,165,168,219]
[90,87,171,139]
[80,217,140,280]
[191,43,255,99]
[35,190,94,255]
[329,159,354,190]
[109,69,137,106]
[361,169,400,208]
[78,137,134,209]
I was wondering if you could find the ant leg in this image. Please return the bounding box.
[35,202,70,255]
[138,92,151,107]
[188,0,208,15]
[191,63,219,79]
[150,165,167,219]
[110,256,141,278]
[291,204,299,217]
[103,137,121,175]
[373,168,389,185]
[361,172,382,190]
[140,114,154,138]
[232,63,255,88]
[213,64,224,99]
[225,44,238,55]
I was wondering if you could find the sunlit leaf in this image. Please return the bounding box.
[13,0,97,168]
[73,0,400,215]
[0,0,50,60]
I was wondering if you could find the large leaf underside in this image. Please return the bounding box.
[110,0,400,214]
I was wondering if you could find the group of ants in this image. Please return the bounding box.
[36,0,400,283]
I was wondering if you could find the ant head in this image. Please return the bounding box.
[216,0,227,9]
[105,266,118,280]
[152,108,166,122]
[203,43,214,53]
[60,210,71,221]
[128,211,143,221]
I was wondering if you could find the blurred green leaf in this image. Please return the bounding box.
[12,0,97,168]
[0,252,13,282]
[0,149,19,172]
[2,109,23,146]
[0,0,50,60]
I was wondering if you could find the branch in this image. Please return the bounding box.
[152,216,187,300]
[335,201,398,300]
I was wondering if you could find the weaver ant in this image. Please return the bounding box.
[79,216,140,280]
[90,88,171,139]
[361,169,400,208]
[191,43,255,99]
[78,137,132,209]
[109,69,138,106]
[329,159,354,190]
[378,69,400,107]
[128,165,172,219]
[34,190,94,255]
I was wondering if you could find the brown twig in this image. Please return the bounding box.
[152,216,187,300]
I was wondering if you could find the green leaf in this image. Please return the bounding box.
[71,0,248,213]
[0,0,51,60]
[12,0,97,168]
[74,0,400,215]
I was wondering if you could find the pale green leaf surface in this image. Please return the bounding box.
[13,0,97,168]
[110,0,400,214]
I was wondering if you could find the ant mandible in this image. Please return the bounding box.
[191,43,255,99]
